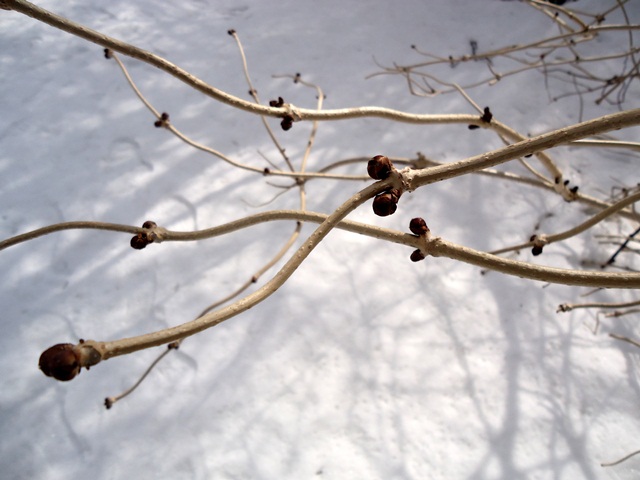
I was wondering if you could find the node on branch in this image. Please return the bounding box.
[154,112,170,128]
[130,220,166,250]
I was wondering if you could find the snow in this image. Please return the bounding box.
[1,0,639,478]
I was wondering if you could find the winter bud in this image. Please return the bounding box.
[367,155,393,180]
[280,115,294,131]
[410,249,426,262]
[372,191,399,217]
[130,232,150,250]
[39,344,81,381]
[409,217,429,236]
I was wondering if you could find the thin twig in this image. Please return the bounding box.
[609,333,640,349]
[491,190,640,255]
[601,448,640,467]
[558,299,640,312]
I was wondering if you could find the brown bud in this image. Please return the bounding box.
[130,233,150,250]
[104,48,113,59]
[154,112,170,128]
[280,115,294,131]
[481,106,493,123]
[409,217,429,236]
[372,192,398,217]
[410,249,426,262]
[39,344,81,381]
[142,220,157,229]
[532,245,543,256]
[367,155,393,180]
[269,97,285,107]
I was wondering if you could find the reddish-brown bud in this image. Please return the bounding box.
[39,344,81,381]
[410,249,426,262]
[269,97,285,107]
[142,220,157,229]
[532,245,543,256]
[372,192,398,217]
[154,112,170,128]
[409,217,429,235]
[367,155,393,180]
[280,115,294,131]
[130,233,150,250]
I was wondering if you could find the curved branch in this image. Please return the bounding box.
[407,109,640,188]
[0,221,140,251]
[77,180,390,361]
[491,190,640,255]
[426,235,640,289]
[0,211,416,253]
[5,0,481,126]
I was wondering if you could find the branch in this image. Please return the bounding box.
[601,448,640,467]
[407,108,640,189]
[491,190,640,255]
[0,211,415,253]
[0,221,139,251]
[558,299,640,313]
[51,179,390,371]
[609,333,640,349]
[421,234,640,289]
[4,0,484,126]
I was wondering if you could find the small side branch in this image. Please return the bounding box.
[601,448,640,467]
[609,333,640,349]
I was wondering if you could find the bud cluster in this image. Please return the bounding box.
[367,155,404,217]
[529,234,546,256]
[154,112,170,128]
[409,217,430,262]
[130,220,158,250]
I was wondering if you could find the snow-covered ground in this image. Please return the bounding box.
[1,1,639,478]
